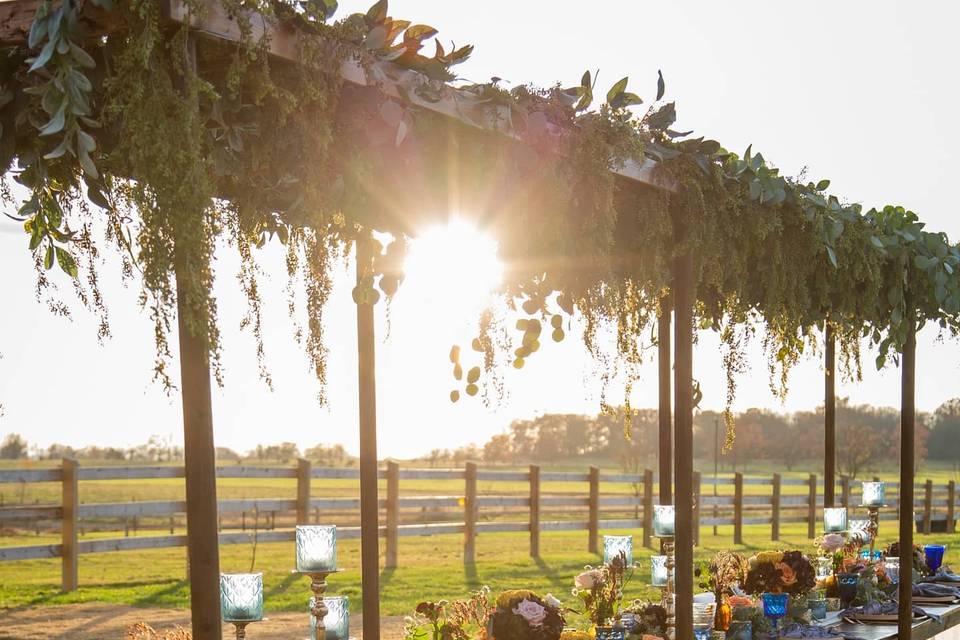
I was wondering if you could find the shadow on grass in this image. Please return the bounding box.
[132,579,189,607]
[379,566,396,587]
[464,561,480,589]
[265,571,300,599]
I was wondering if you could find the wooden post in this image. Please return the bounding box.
[673,249,695,640]
[658,296,673,506]
[808,474,817,539]
[898,309,916,640]
[642,468,653,549]
[771,473,781,541]
[588,466,600,554]
[840,476,850,508]
[824,324,836,508]
[296,458,311,525]
[733,472,744,545]
[385,461,399,569]
[923,479,933,535]
[948,480,956,534]
[693,471,701,547]
[464,462,478,564]
[529,465,540,557]
[61,458,79,592]
[355,234,381,640]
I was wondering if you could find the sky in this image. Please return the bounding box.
[1,0,959,459]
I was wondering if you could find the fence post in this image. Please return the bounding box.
[733,472,744,545]
[642,469,653,549]
[840,476,850,508]
[529,464,540,557]
[693,472,701,547]
[808,473,817,539]
[588,466,600,554]
[948,481,956,534]
[61,458,79,593]
[772,473,781,541]
[296,458,311,525]
[386,461,399,568]
[924,479,933,534]
[464,462,477,564]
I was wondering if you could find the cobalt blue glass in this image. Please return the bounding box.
[925,545,947,574]
[761,593,789,635]
[837,573,859,609]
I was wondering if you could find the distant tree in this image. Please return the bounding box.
[0,434,28,459]
[215,447,241,462]
[726,421,765,472]
[483,434,512,464]
[928,398,960,462]
[44,443,77,459]
[304,443,353,467]
[837,423,881,479]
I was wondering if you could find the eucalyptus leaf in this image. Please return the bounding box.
[656,69,665,101]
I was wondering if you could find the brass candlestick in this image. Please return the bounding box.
[866,506,882,559]
[298,569,339,639]
[230,621,250,640]
[660,537,676,640]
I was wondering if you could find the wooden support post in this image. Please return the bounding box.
[61,458,79,592]
[464,462,478,564]
[924,479,933,535]
[898,310,916,640]
[824,324,836,508]
[772,473,781,541]
[808,474,817,539]
[355,234,381,640]
[693,471,701,547]
[733,472,744,545]
[296,458,311,525]
[948,481,956,534]
[673,250,694,640]
[840,476,851,508]
[385,461,399,569]
[588,466,600,554]
[642,468,653,549]
[658,297,673,506]
[529,465,540,558]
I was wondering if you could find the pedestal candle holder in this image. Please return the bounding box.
[652,505,676,640]
[296,524,339,638]
[860,482,885,559]
[297,569,342,639]
[220,573,264,640]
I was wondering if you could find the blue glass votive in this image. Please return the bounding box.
[653,505,675,537]
[219,573,263,622]
[296,525,337,572]
[808,597,827,621]
[310,595,349,640]
[603,535,633,566]
[837,573,859,608]
[925,545,947,574]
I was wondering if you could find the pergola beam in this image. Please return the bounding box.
[658,295,673,506]
[824,324,836,507]
[899,312,917,639]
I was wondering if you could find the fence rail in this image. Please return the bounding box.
[0,460,956,592]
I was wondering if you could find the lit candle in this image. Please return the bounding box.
[653,505,675,537]
[651,555,669,587]
[296,525,337,572]
[220,573,264,622]
[823,507,848,533]
[310,596,349,640]
[861,482,886,507]
[603,535,633,566]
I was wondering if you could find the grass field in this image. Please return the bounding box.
[1,524,958,616]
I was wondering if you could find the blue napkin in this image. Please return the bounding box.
[780,623,843,638]
[921,568,960,583]
[840,600,940,623]
[912,582,960,599]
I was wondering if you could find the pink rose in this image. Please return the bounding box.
[822,534,844,553]
[514,599,547,626]
[575,570,600,590]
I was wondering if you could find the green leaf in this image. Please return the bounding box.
[77,144,98,178]
[38,100,67,136]
[826,246,838,268]
[875,353,886,370]
[656,70,665,101]
[404,24,438,42]
[606,76,629,104]
[366,0,388,25]
[816,179,830,191]
[28,224,43,250]
[55,246,78,277]
[44,244,54,270]
[28,14,49,49]
[870,236,884,249]
[646,102,676,131]
[69,43,96,69]
[29,35,58,73]
[581,70,591,87]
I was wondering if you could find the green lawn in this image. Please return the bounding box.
[1,523,957,616]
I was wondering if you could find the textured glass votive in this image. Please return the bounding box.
[808,597,827,621]
[848,519,872,544]
[823,507,847,532]
[653,505,675,537]
[603,535,633,566]
[651,555,669,587]
[884,557,900,584]
[815,556,833,580]
[296,525,337,572]
[861,481,886,507]
[219,573,263,622]
[310,596,349,640]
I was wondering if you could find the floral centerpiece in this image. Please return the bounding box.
[572,552,633,628]
[404,587,494,640]
[488,590,565,640]
[696,551,749,630]
[743,551,816,596]
[620,601,668,640]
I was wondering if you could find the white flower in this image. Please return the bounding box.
[543,593,563,609]
[514,599,547,626]
[575,569,600,590]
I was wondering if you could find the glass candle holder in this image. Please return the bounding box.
[650,555,669,587]
[220,573,263,622]
[861,481,886,507]
[924,545,947,574]
[815,556,833,581]
[848,519,872,545]
[808,597,827,621]
[761,593,788,634]
[296,525,337,572]
[837,573,859,609]
[603,535,633,566]
[823,507,847,532]
[884,557,900,584]
[310,595,349,640]
[653,505,675,537]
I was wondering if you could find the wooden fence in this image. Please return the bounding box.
[0,460,956,591]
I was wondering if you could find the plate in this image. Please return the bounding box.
[843,611,926,624]
[913,595,959,604]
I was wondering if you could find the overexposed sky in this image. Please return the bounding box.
[1,0,958,458]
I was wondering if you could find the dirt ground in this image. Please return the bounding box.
[0,603,406,639]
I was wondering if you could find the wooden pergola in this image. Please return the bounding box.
[0,2,933,639]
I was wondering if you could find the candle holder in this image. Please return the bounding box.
[603,535,634,567]
[310,596,349,640]
[823,507,848,534]
[652,505,676,640]
[295,524,339,638]
[298,569,342,638]
[220,573,263,640]
[860,481,885,559]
